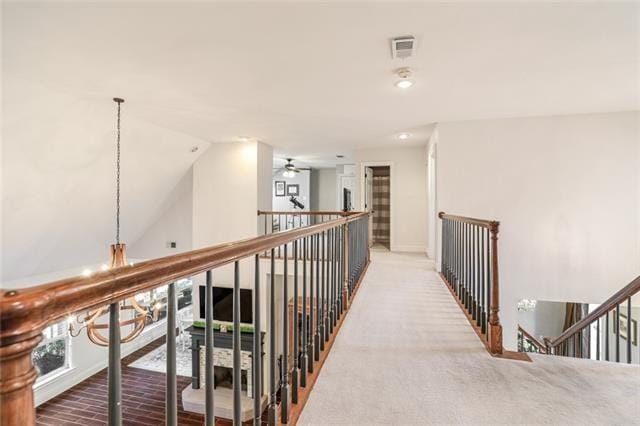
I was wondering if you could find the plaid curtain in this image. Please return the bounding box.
[372,176,390,243]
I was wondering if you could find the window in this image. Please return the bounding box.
[33,320,70,382]
[134,278,194,324]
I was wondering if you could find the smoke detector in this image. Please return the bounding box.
[391,36,416,59]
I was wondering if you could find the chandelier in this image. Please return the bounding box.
[69,98,149,346]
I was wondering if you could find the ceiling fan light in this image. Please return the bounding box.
[395,79,414,89]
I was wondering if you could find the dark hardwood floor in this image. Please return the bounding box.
[36,336,212,426]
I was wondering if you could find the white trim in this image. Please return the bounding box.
[390,245,427,253]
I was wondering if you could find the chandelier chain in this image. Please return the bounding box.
[115,100,121,245]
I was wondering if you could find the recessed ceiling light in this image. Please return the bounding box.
[398,133,410,140]
[394,67,414,89]
[237,136,251,142]
[395,79,414,89]
[336,155,344,159]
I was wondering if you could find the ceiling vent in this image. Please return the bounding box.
[391,36,416,59]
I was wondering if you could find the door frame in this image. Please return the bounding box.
[360,161,394,250]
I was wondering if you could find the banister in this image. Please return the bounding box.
[547,275,640,348]
[0,213,370,341]
[258,210,353,216]
[0,211,371,426]
[438,212,503,355]
[517,324,547,354]
[438,212,499,230]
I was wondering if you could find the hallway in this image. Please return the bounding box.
[298,251,640,425]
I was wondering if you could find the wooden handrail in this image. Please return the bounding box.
[547,275,640,348]
[517,325,547,354]
[438,212,499,230]
[1,213,369,343]
[257,210,353,216]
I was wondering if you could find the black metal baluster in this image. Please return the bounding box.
[627,297,632,363]
[301,237,308,385]
[480,227,486,334]
[166,282,177,426]
[461,222,466,306]
[315,233,321,360]
[587,322,591,359]
[319,230,325,346]
[596,317,600,361]
[615,304,620,362]
[605,310,610,361]
[108,303,122,426]
[329,228,335,334]
[463,223,468,311]
[467,223,472,312]
[454,220,458,294]
[292,240,299,403]
[323,230,329,344]
[475,226,481,326]
[485,225,491,342]
[471,225,477,322]
[281,245,290,423]
[334,226,340,323]
[268,250,277,425]
[205,270,215,426]
[253,255,262,426]
[309,235,316,371]
[232,262,241,425]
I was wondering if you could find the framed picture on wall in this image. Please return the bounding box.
[287,184,299,196]
[275,181,286,197]
[613,310,638,346]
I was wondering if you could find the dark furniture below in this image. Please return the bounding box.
[187,325,265,390]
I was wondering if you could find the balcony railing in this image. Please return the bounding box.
[439,212,503,355]
[544,276,640,364]
[0,211,371,426]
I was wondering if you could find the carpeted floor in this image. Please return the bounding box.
[298,250,640,425]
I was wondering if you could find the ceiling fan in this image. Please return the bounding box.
[279,158,310,178]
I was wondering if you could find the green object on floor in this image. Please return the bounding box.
[192,320,254,333]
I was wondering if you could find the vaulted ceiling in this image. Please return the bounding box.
[2,2,638,281]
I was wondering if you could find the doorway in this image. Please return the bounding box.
[364,166,391,250]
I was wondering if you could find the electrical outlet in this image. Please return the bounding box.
[166,241,177,248]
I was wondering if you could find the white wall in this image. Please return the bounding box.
[192,140,273,396]
[354,146,428,252]
[426,129,439,259]
[1,82,208,282]
[272,169,310,212]
[517,301,566,343]
[310,168,337,211]
[130,168,193,259]
[436,111,640,350]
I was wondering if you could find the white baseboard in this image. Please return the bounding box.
[390,245,427,253]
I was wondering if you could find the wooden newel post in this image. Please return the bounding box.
[0,328,42,426]
[488,221,503,355]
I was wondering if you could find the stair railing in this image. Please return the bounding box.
[517,325,547,354]
[0,212,371,426]
[258,210,353,234]
[439,212,503,354]
[545,276,640,364]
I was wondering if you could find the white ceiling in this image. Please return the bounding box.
[4,2,639,155]
[2,2,639,281]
